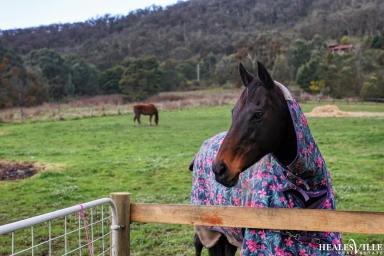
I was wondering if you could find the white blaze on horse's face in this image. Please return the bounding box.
[212,62,289,187]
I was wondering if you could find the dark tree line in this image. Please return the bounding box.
[1,0,384,108]
[0,44,196,108]
[0,46,100,107]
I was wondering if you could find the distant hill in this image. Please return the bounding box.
[1,0,383,69]
[1,0,384,109]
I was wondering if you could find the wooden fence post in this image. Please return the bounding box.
[111,192,131,256]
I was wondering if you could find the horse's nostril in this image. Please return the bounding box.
[219,163,227,175]
[213,162,227,176]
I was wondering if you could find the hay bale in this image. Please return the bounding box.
[306,104,384,118]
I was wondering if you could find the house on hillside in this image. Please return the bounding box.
[328,44,354,55]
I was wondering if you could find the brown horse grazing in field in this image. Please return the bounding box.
[133,104,159,125]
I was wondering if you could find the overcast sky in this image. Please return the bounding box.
[0,0,182,30]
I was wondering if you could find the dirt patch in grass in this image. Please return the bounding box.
[0,160,42,180]
[306,105,384,118]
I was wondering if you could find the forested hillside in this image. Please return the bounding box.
[2,0,383,67]
[1,0,384,108]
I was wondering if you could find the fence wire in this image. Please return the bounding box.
[0,202,115,256]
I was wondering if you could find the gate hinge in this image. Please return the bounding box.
[110,224,125,230]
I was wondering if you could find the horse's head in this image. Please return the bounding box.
[212,62,296,187]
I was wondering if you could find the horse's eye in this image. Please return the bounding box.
[253,111,264,120]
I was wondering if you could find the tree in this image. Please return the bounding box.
[371,35,384,49]
[26,48,72,100]
[23,71,48,106]
[272,55,290,85]
[0,44,24,108]
[199,53,217,81]
[119,56,164,102]
[322,55,358,98]
[288,39,312,80]
[296,55,322,92]
[176,61,196,81]
[65,55,100,96]
[160,59,185,91]
[214,54,238,85]
[99,65,124,94]
[360,74,384,99]
[0,44,47,108]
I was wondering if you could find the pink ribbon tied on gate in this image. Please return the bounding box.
[79,204,94,256]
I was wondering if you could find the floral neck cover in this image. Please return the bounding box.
[191,84,344,256]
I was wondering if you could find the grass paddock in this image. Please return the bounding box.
[0,103,383,255]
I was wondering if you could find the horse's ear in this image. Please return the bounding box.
[257,61,275,89]
[239,63,254,87]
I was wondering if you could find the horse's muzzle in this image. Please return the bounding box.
[212,161,239,187]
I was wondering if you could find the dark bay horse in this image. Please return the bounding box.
[133,104,159,125]
[191,62,341,255]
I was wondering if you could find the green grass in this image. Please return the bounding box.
[0,103,383,255]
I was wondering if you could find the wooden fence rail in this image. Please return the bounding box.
[131,203,384,234]
[111,193,384,256]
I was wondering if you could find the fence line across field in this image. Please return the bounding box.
[1,192,384,256]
